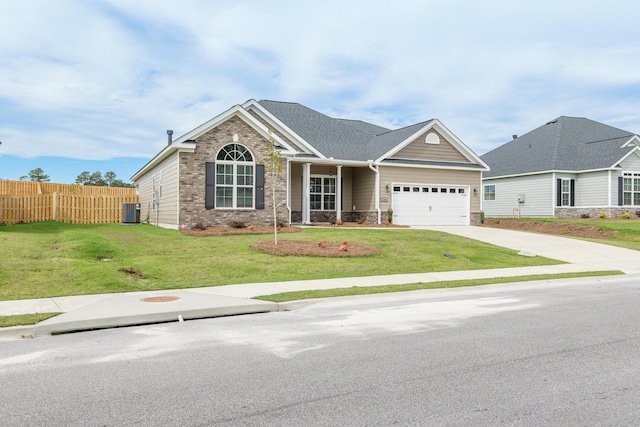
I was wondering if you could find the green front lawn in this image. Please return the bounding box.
[0,221,561,301]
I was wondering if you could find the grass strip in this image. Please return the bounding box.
[0,313,61,328]
[256,270,625,302]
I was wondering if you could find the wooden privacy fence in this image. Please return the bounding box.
[0,180,137,196]
[0,193,139,224]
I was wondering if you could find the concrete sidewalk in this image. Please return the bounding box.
[1,226,638,340]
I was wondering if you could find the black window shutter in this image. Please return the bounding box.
[341,177,344,213]
[256,164,265,209]
[205,162,215,209]
[570,179,575,206]
[556,179,562,207]
[618,176,624,206]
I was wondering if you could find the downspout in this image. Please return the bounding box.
[607,170,612,207]
[368,162,381,224]
[286,157,292,225]
[551,172,556,217]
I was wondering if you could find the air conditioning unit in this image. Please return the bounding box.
[122,203,141,224]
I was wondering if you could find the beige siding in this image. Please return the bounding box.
[393,129,469,163]
[289,164,354,211]
[137,153,179,228]
[352,167,376,210]
[380,166,482,213]
[290,163,303,210]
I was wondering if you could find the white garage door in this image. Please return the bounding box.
[392,184,469,226]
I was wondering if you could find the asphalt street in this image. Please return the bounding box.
[1,275,639,426]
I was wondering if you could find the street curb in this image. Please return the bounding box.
[0,325,37,341]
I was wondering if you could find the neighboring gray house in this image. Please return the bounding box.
[481,116,640,218]
[131,99,488,228]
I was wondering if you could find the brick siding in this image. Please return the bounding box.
[178,116,288,228]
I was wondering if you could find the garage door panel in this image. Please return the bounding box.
[392,184,469,226]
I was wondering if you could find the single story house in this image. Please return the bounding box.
[481,116,640,218]
[131,100,488,229]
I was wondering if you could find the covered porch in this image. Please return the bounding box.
[286,160,386,225]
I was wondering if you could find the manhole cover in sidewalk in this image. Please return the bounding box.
[140,296,181,303]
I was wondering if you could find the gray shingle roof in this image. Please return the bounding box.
[259,100,437,161]
[259,100,380,160]
[481,116,638,178]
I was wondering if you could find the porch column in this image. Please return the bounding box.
[302,162,311,224]
[336,165,342,222]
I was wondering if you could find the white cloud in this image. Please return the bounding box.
[2,0,640,167]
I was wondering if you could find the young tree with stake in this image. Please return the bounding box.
[262,129,285,245]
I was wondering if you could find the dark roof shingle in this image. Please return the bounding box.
[482,116,638,178]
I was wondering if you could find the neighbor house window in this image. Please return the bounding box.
[215,144,254,208]
[484,185,495,201]
[310,176,336,210]
[561,179,571,206]
[623,172,640,205]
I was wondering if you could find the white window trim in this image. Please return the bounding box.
[622,171,640,206]
[215,144,255,210]
[310,174,336,211]
[561,179,571,206]
[483,184,495,201]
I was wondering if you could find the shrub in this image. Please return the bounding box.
[621,211,632,219]
[636,210,640,218]
[598,211,607,219]
[229,221,246,229]
[480,211,485,224]
[387,208,394,224]
[580,213,590,219]
[192,222,206,230]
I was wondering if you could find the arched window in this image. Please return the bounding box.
[215,144,254,208]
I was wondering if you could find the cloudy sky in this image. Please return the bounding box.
[2,0,640,183]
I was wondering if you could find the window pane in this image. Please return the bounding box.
[310,194,321,210]
[237,164,254,186]
[310,177,322,193]
[236,187,253,208]
[324,178,336,194]
[324,195,335,210]
[634,193,640,205]
[217,144,253,162]
[216,164,233,185]
[624,178,632,192]
[562,193,570,206]
[624,193,632,205]
[216,187,232,207]
[484,185,495,201]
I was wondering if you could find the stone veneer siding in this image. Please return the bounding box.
[292,210,481,225]
[555,207,640,219]
[178,116,288,228]
[291,210,382,224]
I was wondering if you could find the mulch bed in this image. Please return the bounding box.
[481,218,618,239]
[250,239,380,257]
[181,223,390,256]
[181,226,302,237]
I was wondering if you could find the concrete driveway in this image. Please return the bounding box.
[418,226,640,275]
